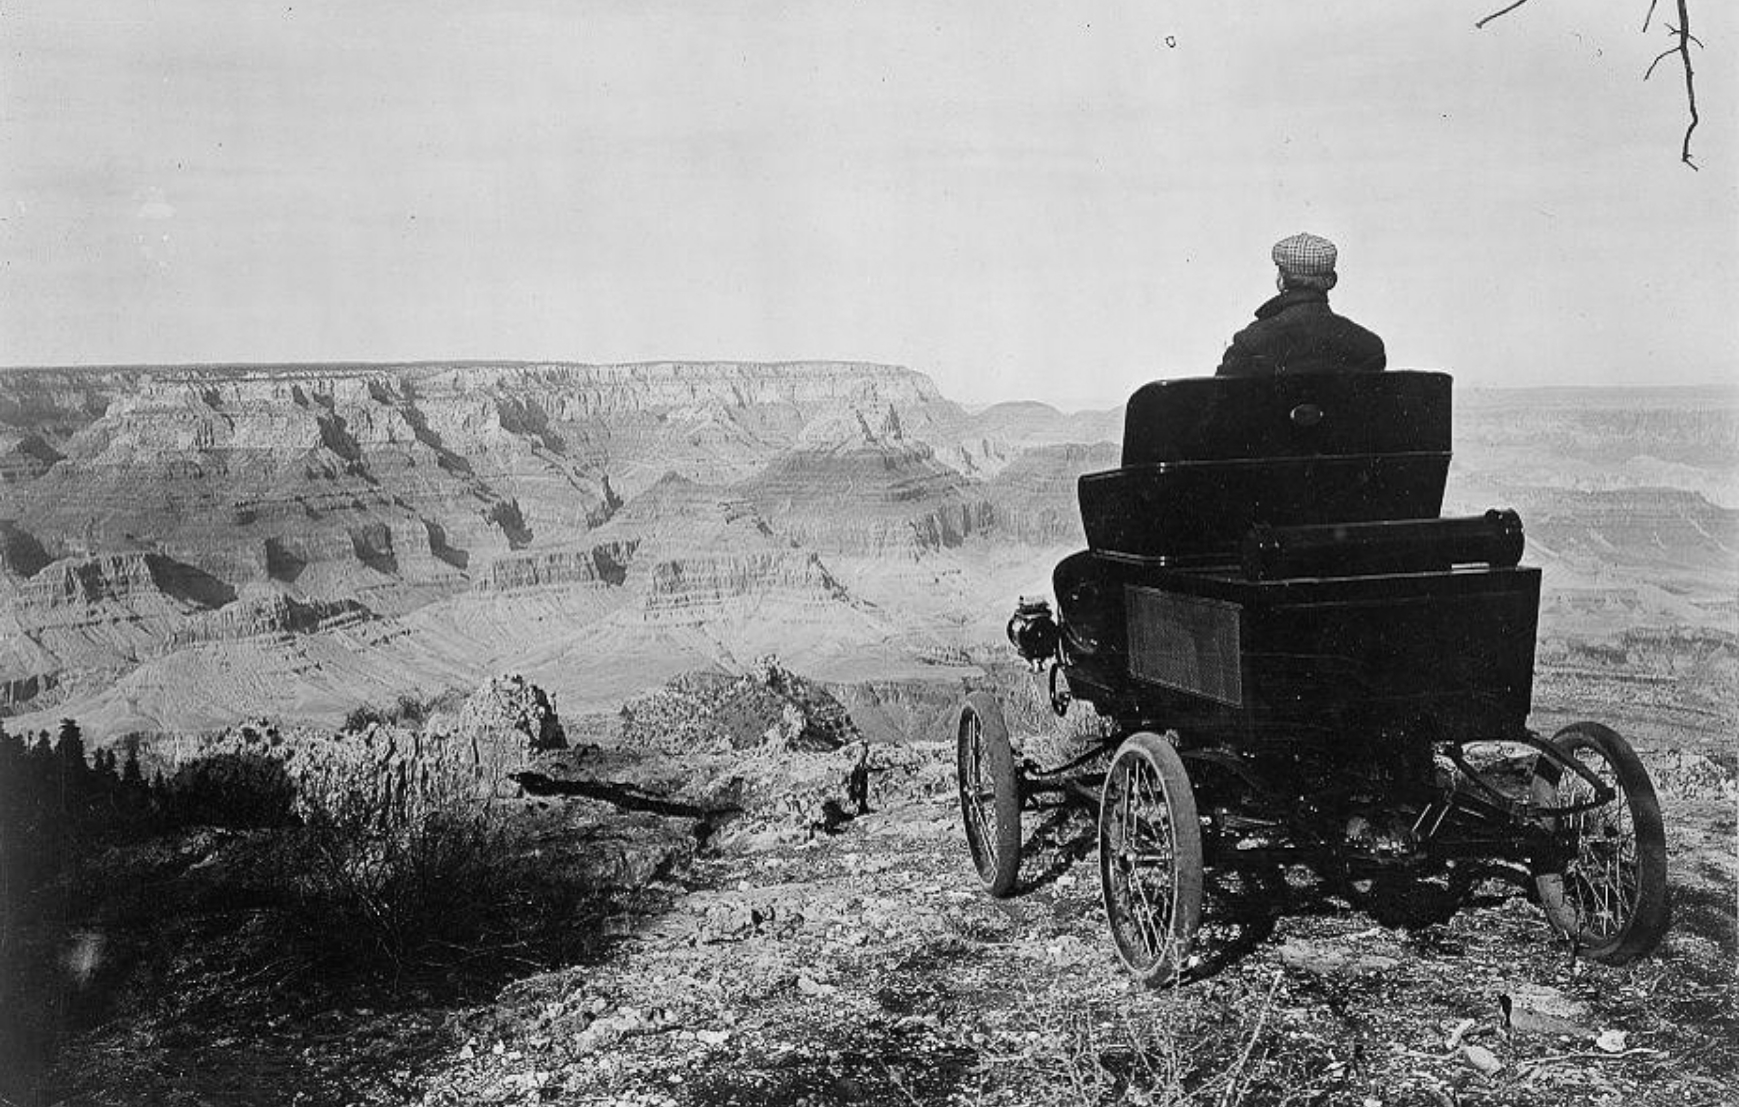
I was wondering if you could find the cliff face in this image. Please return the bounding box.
[0,361,967,590]
[3,369,613,599]
[1,552,240,711]
[736,401,998,558]
[742,446,995,557]
[581,488,863,627]
[478,542,638,591]
[1458,388,1739,467]
[642,550,848,620]
[1451,388,1739,511]
[0,369,129,450]
[16,552,233,613]
[418,360,967,500]
[0,362,1002,724]
[980,442,1121,546]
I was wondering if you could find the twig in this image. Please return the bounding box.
[1221,969,1283,1107]
[877,1059,926,1107]
[1655,0,1700,168]
[1481,0,1702,166]
[1475,0,1535,30]
[1521,1047,1667,1066]
[228,954,300,988]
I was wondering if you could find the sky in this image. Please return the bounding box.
[2,2,1735,409]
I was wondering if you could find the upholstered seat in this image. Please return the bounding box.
[1079,371,1452,566]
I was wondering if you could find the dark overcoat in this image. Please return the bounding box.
[1216,289,1386,376]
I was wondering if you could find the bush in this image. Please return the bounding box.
[342,688,469,735]
[159,751,298,829]
[341,704,389,733]
[286,727,523,966]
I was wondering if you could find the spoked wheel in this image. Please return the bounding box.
[1099,732,1204,985]
[957,692,1022,897]
[1530,722,1669,964]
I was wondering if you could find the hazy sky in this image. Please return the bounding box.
[2,2,1735,408]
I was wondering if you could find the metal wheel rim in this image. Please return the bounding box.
[1550,747,1641,942]
[1103,751,1182,971]
[959,709,1000,881]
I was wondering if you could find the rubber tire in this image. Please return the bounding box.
[957,692,1022,898]
[1530,721,1669,965]
[1099,731,1205,985]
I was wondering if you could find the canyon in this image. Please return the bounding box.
[1,362,1733,740]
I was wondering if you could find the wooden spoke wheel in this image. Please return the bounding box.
[1099,731,1204,985]
[956,692,1022,897]
[1530,722,1669,965]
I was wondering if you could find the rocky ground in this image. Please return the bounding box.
[406,790,1735,1107]
[8,665,1735,1107]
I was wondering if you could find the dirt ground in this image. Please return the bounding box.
[18,678,1739,1107]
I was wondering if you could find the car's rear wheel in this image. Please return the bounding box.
[1530,722,1668,964]
[1099,731,1204,985]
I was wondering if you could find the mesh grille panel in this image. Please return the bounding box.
[1127,587,1243,706]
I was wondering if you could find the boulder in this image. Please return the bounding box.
[453,673,568,755]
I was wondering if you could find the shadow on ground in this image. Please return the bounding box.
[2,802,700,1107]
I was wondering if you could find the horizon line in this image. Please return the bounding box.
[0,358,1733,407]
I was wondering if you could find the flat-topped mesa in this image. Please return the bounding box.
[1458,388,1739,466]
[413,361,947,416]
[0,359,950,420]
[477,540,639,592]
[740,428,995,556]
[78,373,487,458]
[0,360,963,558]
[0,369,139,443]
[642,549,849,622]
[165,590,370,649]
[17,552,234,617]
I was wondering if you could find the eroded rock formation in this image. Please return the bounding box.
[4,362,1731,737]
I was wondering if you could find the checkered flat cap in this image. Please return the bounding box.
[1272,232,1338,276]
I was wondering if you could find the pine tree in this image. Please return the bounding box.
[121,741,145,788]
[29,731,54,787]
[92,747,120,789]
[0,719,23,786]
[0,719,21,853]
[55,718,89,794]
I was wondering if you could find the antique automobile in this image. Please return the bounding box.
[955,371,1669,983]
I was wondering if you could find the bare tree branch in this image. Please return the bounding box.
[1663,1,1699,167]
[1479,0,1702,167]
[1475,0,1535,30]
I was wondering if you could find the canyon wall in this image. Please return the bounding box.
[1,362,1732,737]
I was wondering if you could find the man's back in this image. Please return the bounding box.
[1217,232,1386,377]
[1217,287,1386,376]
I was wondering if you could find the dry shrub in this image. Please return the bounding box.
[286,725,526,967]
[158,750,298,829]
[341,687,469,734]
[982,976,1287,1107]
[991,663,1109,767]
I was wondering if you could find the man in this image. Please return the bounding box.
[1216,232,1386,377]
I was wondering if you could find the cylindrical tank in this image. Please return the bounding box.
[1240,509,1524,581]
